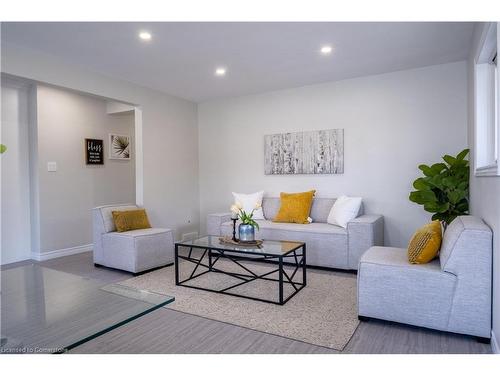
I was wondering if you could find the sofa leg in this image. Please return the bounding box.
[358,315,370,322]
[94,263,102,268]
[476,336,491,344]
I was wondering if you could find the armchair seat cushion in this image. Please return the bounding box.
[358,246,457,330]
[107,228,171,238]
[360,246,438,268]
[101,227,173,273]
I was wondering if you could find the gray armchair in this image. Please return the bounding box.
[358,216,492,341]
[92,204,174,275]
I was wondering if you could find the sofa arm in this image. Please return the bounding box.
[207,213,233,236]
[347,214,384,269]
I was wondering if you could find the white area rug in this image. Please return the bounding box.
[119,257,359,350]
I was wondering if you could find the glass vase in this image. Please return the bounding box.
[238,224,255,242]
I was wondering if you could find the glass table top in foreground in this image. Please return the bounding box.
[177,235,304,255]
[0,264,174,354]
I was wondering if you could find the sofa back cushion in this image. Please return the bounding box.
[439,216,492,273]
[263,197,340,223]
[98,204,139,232]
[273,190,316,224]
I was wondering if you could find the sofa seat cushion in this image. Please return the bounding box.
[221,220,347,235]
[221,220,348,268]
[358,246,457,330]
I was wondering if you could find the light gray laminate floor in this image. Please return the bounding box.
[2,252,491,354]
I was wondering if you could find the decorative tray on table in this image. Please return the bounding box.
[219,236,263,248]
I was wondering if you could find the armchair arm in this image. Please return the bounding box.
[347,214,384,269]
[207,213,233,236]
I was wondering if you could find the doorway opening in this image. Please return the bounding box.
[1,75,143,264]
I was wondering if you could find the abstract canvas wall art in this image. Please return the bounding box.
[264,129,344,174]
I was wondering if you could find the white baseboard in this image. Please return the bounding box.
[31,243,93,261]
[492,330,499,354]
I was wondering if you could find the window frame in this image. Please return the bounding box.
[474,22,500,177]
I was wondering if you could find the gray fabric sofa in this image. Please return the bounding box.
[358,216,493,340]
[92,204,174,274]
[207,197,384,270]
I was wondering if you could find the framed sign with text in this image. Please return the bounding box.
[85,138,104,165]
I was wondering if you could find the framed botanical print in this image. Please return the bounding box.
[109,134,131,160]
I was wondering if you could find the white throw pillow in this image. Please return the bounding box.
[232,191,265,220]
[327,195,362,228]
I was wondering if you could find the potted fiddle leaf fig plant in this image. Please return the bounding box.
[409,149,469,229]
[230,202,261,242]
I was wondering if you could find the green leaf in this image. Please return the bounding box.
[423,203,440,213]
[447,190,465,204]
[409,190,437,204]
[443,154,456,166]
[442,176,458,188]
[0,144,6,154]
[418,164,436,177]
[430,163,447,174]
[424,202,449,213]
[413,178,431,191]
[437,202,450,213]
[456,148,469,161]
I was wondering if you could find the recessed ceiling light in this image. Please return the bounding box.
[215,67,226,76]
[320,45,333,55]
[139,31,152,41]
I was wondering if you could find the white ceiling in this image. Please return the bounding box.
[1,22,475,102]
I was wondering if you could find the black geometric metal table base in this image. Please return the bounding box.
[174,242,306,305]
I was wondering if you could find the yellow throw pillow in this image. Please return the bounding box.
[273,190,316,224]
[112,209,152,232]
[407,221,442,264]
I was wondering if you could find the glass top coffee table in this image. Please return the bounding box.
[0,264,174,354]
[175,236,306,305]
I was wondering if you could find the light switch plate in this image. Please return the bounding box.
[47,162,57,172]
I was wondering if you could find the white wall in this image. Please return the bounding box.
[1,78,32,264]
[198,62,468,247]
[468,23,500,352]
[36,84,136,252]
[1,43,200,252]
